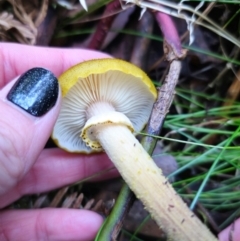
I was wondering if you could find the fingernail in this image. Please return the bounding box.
[7,68,59,117]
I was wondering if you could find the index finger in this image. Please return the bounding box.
[0,43,111,88]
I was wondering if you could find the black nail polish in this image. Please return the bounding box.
[7,68,59,117]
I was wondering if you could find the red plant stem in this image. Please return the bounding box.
[153,11,185,59]
[88,0,121,50]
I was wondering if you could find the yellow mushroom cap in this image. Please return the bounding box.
[52,59,157,153]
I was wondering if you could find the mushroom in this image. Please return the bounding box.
[52,59,217,241]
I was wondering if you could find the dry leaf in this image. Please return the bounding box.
[0,0,50,44]
[0,11,36,44]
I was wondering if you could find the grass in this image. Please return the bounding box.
[151,86,240,229]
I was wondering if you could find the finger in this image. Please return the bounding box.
[0,43,111,87]
[0,208,103,241]
[218,218,240,241]
[0,149,118,208]
[0,68,60,195]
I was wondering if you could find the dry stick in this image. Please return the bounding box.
[33,195,48,208]
[62,192,78,208]
[141,60,182,154]
[72,193,84,209]
[49,187,69,207]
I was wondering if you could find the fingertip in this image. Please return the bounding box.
[218,218,240,241]
[0,209,104,241]
[60,209,104,240]
[40,209,104,241]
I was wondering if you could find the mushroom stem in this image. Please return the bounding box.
[93,124,217,241]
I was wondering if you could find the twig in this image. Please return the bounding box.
[49,186,69,207]
[141,60,181,154]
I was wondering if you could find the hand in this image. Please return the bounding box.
[0,43,118,241]
[218,218,240,241]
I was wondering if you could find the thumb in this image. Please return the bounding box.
[0,68,60,195]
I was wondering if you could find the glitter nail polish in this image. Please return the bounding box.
[7,68,59,117]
